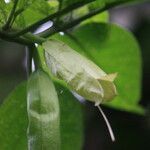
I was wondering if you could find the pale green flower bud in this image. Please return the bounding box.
[43,40,117,106]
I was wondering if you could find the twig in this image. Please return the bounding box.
[10,8,25,27]
[0,30,46,45]
[56,0,63,23]
[9,1,93,37]
[3,0,19,30]
[0,30,31,45]
[38,1,125,38]
[23,33,46,44]
[0,0,129,45]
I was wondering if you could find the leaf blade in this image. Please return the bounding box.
[0,82,27,150]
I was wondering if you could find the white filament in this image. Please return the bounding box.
[97,105,115,142]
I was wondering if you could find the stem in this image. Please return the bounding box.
[0,30,32,45]
[28,44,43,71]
[23,33,46,44]
[10,8,25,27]
[38,1,125,38]
[56,0,63,23]
[3,0,19,30]
[0,0,129,45]
[25,46,33,76]
[9,1,93,37]
[0,30,46,45]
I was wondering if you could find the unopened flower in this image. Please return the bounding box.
[43,40,117,106]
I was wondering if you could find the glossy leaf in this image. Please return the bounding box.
[0,82,27,150]
[27,69,60,150]
[43,39,117,106]
[53,23,144,114]
[55,83,84,150]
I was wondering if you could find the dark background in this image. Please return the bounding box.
[0,2,150,150]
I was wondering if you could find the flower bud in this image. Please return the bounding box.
[43,40,117,105]
[27,69,60,150]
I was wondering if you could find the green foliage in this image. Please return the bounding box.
[0,0,144,28]
[0,0,55,28]
[56,83,83,150]
[0,0,12,25]
[0,81,83,149]
[81,11,109,24]
[0,0,147,149]
[0,82,27,150]
[15,0,52,27]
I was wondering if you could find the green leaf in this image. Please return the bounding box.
[52,23,145,114]
[0,82,27,150]
[0,0,12,26]
[55,83,84,150]
[14,0,96,28]
[0,0,54,28]
[81,11,109,24]
[14,0,53,28]
[27,69,60,150]
[0,0,31,27]
[0,81,83,149]
[0,74,24,102]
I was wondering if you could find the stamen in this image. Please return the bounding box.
[97,105,115,142]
